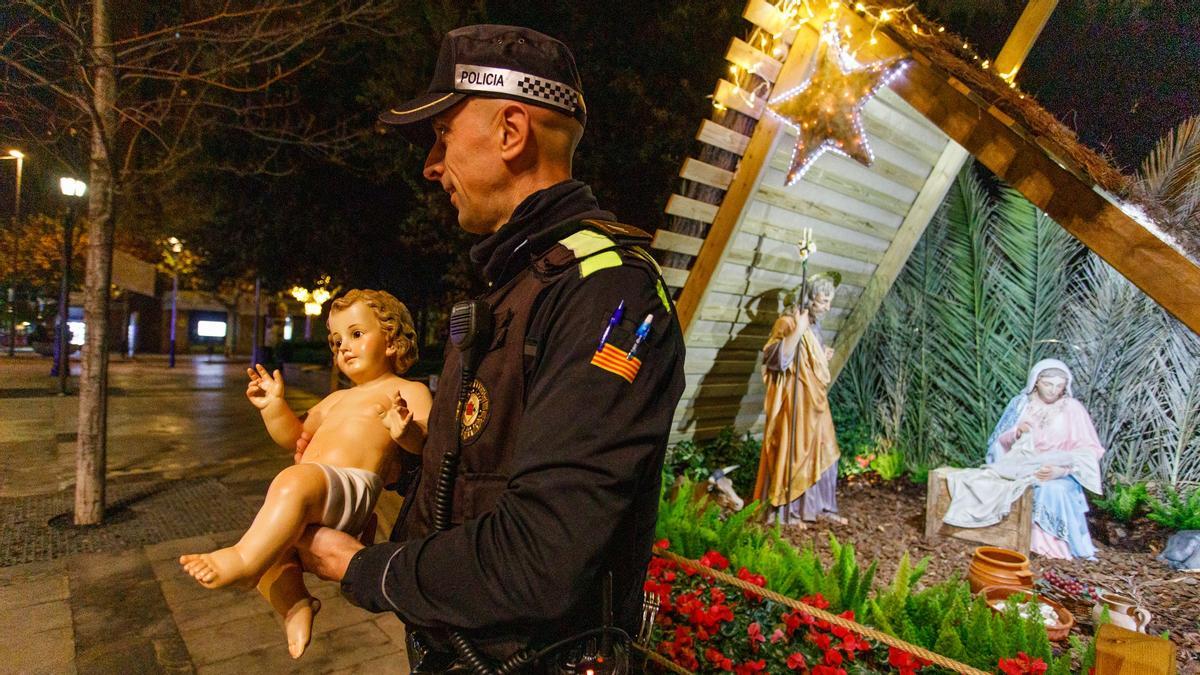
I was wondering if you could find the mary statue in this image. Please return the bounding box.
[944,359,1105,559]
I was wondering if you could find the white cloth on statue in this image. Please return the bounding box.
[942,434,1101,528]
[314,463,383,534]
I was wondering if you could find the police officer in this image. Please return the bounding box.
[297,24,685,672]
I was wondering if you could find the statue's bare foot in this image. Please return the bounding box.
[285,597,321,659]
[817,512,848,525]
[179,548,257,589]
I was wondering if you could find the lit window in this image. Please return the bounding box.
[196,320,227,338]
[68,321,86,346]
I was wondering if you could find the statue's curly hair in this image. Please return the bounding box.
[327,289,418,374]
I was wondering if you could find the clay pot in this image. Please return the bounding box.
[1091,590,1152,633]
[978,585,1074,641]
[968,546,1033,593]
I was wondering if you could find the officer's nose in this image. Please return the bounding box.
[423,142,444,182]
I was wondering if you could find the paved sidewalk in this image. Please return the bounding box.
[0,354,409,673]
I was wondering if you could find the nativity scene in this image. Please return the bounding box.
[644,0,1200,672]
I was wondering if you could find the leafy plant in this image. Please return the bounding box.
[831,117,1200,491]
[1148,485,1200,530]
[664,428,762,498]
[870,450,905,481]
[654,484,1076,673]
[1092,482,1151,523]
[833,404,878,478]
[906,461,931,487]
[664,439,709,483]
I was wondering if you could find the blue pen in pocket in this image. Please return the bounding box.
[626,314,654,360]
[597,300,624,352]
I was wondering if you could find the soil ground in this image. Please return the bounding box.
[776,476,1200,673]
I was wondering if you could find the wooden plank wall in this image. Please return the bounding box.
[659,76,955,442]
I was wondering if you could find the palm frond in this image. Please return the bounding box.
[1138,114,1200,228]
[991,185,1080,379]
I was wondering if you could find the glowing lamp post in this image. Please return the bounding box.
[290,285,332,339]
[166,237,183,368]
[4,150,24,357]
[52,177,87,393]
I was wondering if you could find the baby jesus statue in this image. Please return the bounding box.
[180,289,432,658]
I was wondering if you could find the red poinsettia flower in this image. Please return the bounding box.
[655,538,670,550]
[783,610,804,636]
[841,633,871,660]
[771,628,786,644]
[810,631,832,651]
[699,550,730,570]
[705,646,734,671]
[888,646,931,675]
[747,621,766,652]
[802,593,831,610]
[733,659,766,675]
[998,652,1049,675]
[824,648,843,666]
[812,666,847,675]
[787,652,808,670]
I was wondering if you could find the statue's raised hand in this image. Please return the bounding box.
[245,364,285,409]
[375,389,423,453]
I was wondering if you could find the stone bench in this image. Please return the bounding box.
[924,466,1032,556]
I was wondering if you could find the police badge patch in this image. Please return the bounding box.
[457,378,491,442]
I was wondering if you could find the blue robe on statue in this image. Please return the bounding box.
[984,360,1105,560]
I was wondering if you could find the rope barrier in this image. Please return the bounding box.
[653,548,992,675]
[631,642,696,675]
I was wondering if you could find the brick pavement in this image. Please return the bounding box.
[0,353,409,673]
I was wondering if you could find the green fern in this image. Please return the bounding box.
[1093,482,1151,522]
[1148,485,1200,530]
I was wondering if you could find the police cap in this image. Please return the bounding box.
[379,24,587,142]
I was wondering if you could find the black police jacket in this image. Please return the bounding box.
[341,180,686,655]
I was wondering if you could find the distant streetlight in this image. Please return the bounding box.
[166,237,183,368]
[3,150,24,357]
[52,177,87,394]
[290,282,334,340]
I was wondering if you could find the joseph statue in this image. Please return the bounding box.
[752,276,844,525]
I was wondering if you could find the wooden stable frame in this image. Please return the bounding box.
[654,0,1199,442]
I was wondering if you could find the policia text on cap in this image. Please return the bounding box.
[296,25,685,673]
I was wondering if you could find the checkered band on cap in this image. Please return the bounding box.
[455,64,583,115]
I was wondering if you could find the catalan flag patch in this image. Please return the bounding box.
[590,342,642,383]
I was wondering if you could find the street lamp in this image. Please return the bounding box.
[290,282,334,340]
[52,177,87,394]
[166,237,183,368]
[3,150,24,357]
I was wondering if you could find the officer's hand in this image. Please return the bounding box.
[296,525,363,582]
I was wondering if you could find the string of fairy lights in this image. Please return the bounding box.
[716,0,1023,118]
[709,0,1030,186]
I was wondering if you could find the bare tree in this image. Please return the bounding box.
[1,0,399,524]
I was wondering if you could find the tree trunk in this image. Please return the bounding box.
[74,0,117,526]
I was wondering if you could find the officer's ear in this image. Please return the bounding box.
[496,101,534,164]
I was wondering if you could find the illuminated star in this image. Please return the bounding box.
[767,24,908,185]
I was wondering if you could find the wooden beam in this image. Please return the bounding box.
[726,37,783,83]
[661,266,689,288]
[652,229,705,256]
[742,0,788,36]
[829,140,971,378]
[664,194,719,224]
[889,59,1200,335]
[994,0,1059,81]
[680,157,735,190]
[697,119,751,156]
[714,79,765,119]
[755,185,901,240]
[675,21,830,334]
